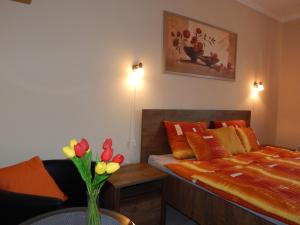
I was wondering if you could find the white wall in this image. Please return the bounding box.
[276,19,300,149]
[0,0,280,166]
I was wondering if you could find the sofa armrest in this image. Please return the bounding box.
[0,190,64,224]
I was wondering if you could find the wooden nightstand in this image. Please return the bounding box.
[103,163,167,225]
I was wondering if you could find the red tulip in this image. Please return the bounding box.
[173,38,179,47]
[191,36,197,44]
[210,52,218,59]
[102,138,112,150]
[197,42,203,50]
[101,148,113,161]
[183,29,190,38]
[79,138,89,152]
[74,143,86,157]
[112,154,124,164]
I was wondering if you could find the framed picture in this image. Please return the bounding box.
[164,11,237,81]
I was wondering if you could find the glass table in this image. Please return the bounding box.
[19,207,135,225]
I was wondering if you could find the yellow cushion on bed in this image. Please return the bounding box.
[236,127,260,152]
[235,128,251,152]
[186,131,231,161]
[210,127,246,155]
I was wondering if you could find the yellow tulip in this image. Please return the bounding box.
[69,139,78,149]
[95,162,107,175]
[62,146,75,158]
[106,162,120,174]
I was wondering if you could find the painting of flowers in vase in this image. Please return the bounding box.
[164,11,237,80]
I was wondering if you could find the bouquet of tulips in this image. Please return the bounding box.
[62,138,124,225]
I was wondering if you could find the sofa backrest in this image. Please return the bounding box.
[43,159,95,207]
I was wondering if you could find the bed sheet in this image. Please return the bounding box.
[148,150,289,225]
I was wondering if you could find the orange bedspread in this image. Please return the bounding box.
[166,146,300,225]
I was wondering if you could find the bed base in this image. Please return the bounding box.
[164,175,274,225]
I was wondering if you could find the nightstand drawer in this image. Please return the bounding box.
[120,191,162,225]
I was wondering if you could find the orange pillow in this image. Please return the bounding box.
[186,131,231,161]
[236,127,260,152]
[0,156,67,201]
[214,120,246,128]
[164,120,207,159]
[210,126,246,155]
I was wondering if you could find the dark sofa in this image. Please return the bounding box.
[0,159,98,225]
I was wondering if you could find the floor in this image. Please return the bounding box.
[166,205,197,225]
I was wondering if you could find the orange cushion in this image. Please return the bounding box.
[236,127,260,152]
[214,120,246,128]
[186,131,231,161]
[164,120,207,159]
[0,156,67,201]
[210,127,246,155]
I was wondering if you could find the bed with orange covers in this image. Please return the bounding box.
[166,146,300,225]
[141,109,299,225]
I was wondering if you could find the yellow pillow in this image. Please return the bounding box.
[236,127,260,152]
[186,131,231,161]
[235,127,251,152]
[210,127,246,155]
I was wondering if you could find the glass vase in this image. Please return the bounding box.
[87,189,101,225]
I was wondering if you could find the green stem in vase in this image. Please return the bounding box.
[87,189,101,225]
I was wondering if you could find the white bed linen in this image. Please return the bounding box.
[148,154,287,225]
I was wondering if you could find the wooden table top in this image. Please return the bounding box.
[108,163,167,189]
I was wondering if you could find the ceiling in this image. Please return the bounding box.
[9,0,300,22]
[237,0,300,22]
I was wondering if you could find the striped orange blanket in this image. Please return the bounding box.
[166,146,300,225]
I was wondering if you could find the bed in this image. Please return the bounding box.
[140,109,298,225]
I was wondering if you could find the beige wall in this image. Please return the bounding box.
[276,19,300,149]
[0,0,280,166]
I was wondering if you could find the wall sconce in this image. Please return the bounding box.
[129,62,144,87]
[132,62,144,77]
[253,81,264,92]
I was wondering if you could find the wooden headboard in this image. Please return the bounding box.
[140,109,251,162]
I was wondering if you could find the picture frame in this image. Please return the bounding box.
[164,11,237,81]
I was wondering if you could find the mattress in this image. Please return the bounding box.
[148,153,288,225]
